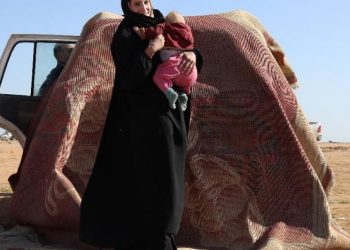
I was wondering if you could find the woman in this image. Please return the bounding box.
[79,0,203,249]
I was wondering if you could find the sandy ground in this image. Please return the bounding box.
[0,140,349,243]
[322,142,350,233]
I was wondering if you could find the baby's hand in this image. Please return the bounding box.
[132,26,146,40]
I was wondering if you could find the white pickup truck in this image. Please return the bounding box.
[309,121,322,141]
[0,34,79,147]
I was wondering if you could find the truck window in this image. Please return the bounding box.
[33,43,58,96]
[0,43,33,95]
[0,42,61,96]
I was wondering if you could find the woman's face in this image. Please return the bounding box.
[128,0,152,16]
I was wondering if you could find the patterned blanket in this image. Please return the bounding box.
[8,10,350,249]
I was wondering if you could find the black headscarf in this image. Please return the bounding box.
[120,0,164,27]
[121,0,132,15]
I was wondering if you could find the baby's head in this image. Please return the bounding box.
[165,11,186,24]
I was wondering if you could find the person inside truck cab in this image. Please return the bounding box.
[38,43,75,96]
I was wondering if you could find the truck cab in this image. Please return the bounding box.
[309,121,322,141]
[0,34,78,147]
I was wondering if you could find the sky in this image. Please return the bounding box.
[0,0,349,142]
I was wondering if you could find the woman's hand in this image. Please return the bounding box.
[133,26,146,40]
[178,51,196,75]
[145,34,165,59]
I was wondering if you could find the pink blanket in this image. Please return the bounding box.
[9,11,350,249]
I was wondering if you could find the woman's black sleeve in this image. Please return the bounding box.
[193,48,203,73]
[111,28,154,91]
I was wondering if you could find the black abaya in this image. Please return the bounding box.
[79,9,200,248]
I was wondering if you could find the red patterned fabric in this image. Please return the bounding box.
[9,11,350,249]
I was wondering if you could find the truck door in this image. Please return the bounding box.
[0,34,78,147]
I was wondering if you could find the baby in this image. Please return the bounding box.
[134,11,197,111]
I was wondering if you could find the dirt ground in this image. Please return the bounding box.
[322,142,350,233]
[0,140,349,237]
